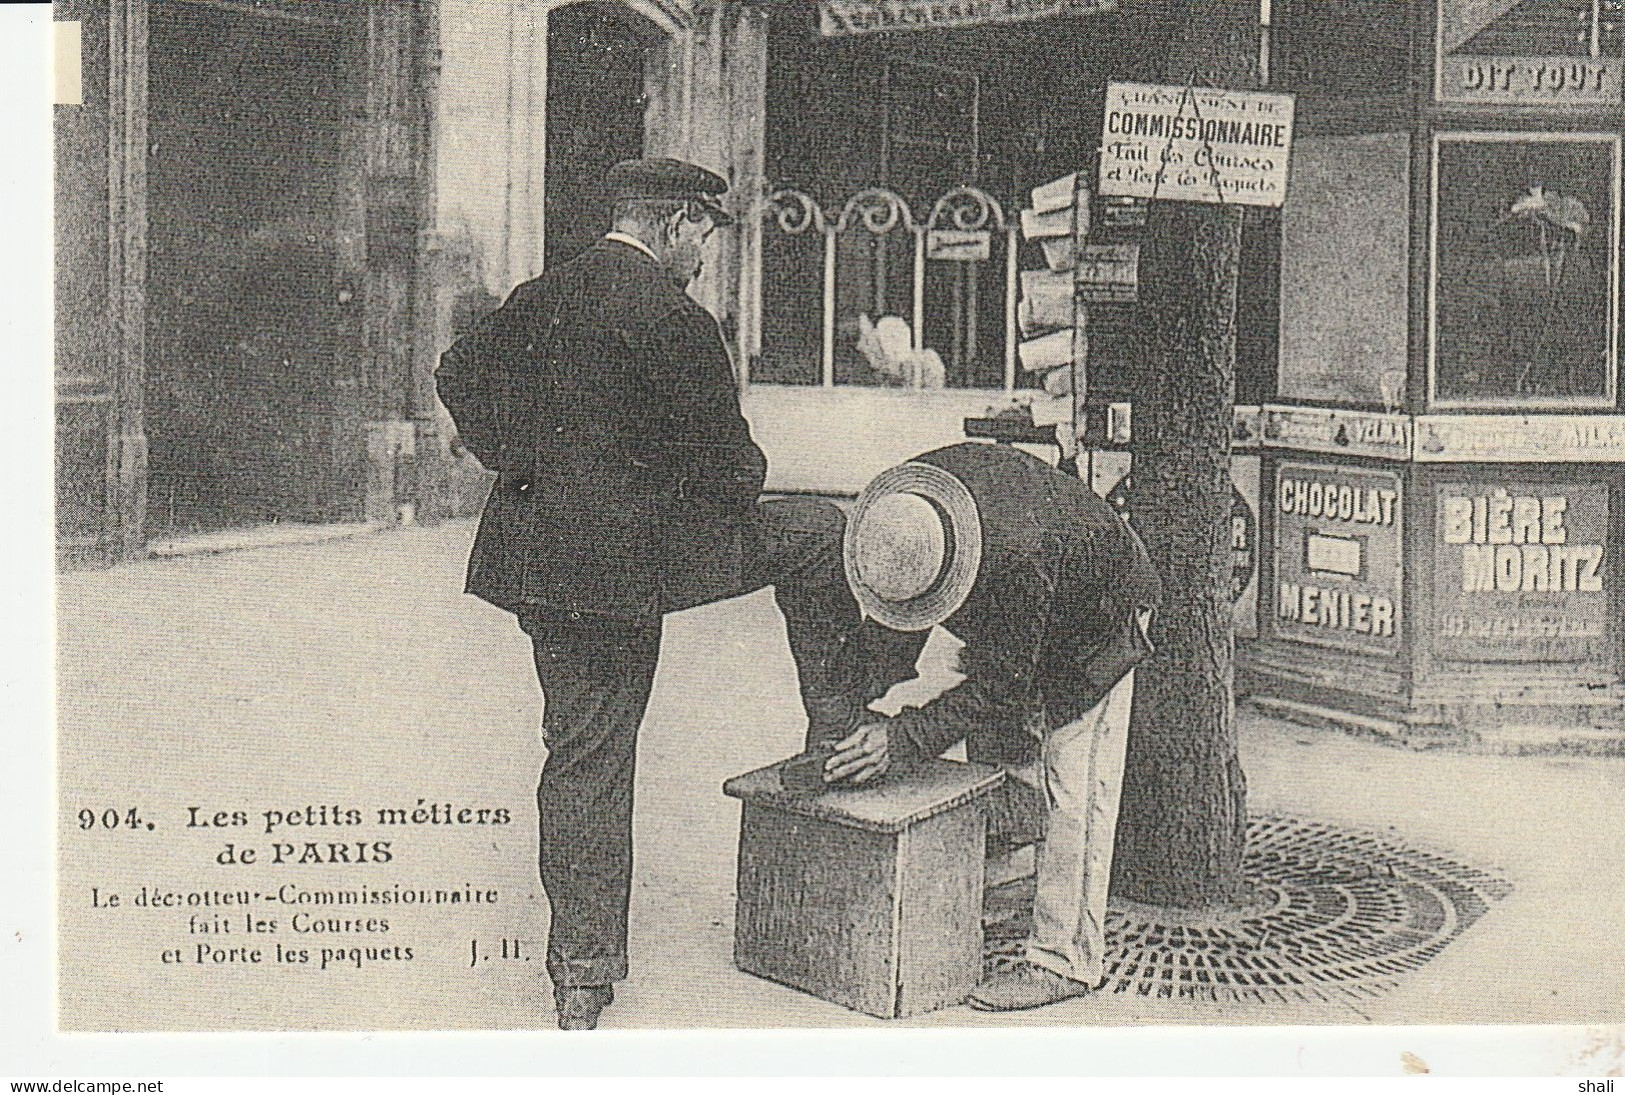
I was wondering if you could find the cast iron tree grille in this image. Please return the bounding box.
[983,814,1513,1006]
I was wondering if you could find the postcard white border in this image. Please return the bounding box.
[6,4,1621,1080]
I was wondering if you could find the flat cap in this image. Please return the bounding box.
[606,157,734,226]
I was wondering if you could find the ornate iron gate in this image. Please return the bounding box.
[752,183,1021,392]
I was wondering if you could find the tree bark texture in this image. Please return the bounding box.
[1111,0,1259,910]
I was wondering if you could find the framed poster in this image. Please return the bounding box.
[1429,132,1620,409]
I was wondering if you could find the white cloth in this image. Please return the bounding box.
[603,231,660,263]
[1001,613,1148,986]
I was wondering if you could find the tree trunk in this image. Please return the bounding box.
[1111,0,1259,910]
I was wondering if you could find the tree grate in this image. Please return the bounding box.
[983,814,1512,1006]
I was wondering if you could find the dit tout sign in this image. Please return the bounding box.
[1099,82,1296,208]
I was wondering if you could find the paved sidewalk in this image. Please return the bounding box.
[55,522,1625,1030]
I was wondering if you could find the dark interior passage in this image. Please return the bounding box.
[544,1,651,270]
[144,2,352,535]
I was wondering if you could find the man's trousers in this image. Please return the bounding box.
[1005,666,1138,987]
[516,498,906,989]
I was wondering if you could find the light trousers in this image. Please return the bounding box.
[1004,667,1137,987]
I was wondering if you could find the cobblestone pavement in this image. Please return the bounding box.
[54,522,1625,1030]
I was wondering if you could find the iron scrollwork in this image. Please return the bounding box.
[765,187,828,236]
[925,185,1006,233]
[835,187,918,236]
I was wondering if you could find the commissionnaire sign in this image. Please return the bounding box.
[1099,82,1295,208]
[819,0,1116,36]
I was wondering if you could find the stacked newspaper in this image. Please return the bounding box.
[1016,173,1085,430]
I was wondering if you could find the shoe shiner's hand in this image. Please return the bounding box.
[825,718,892,785]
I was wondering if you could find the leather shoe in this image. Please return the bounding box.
[554,983,614,1030]
[967,961,1102,1012]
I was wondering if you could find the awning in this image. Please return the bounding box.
[818,0,1119,37]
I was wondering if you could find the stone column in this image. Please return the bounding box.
[108,0,150,561]
[359,0,434,525]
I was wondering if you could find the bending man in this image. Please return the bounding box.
[831,441,1162,1011]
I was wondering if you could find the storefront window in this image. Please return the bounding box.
[759,46,1019,391]
[1277,132,1412,407]
[753,6,1281,400]
[755,7,1144,393]
[1430,133,1619,408]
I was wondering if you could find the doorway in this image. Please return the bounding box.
[544,2,654,270]
[143,1,354,536]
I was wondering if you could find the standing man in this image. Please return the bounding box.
[830,441,1163,1011]
[437,159,884,1029]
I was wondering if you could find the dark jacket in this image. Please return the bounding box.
[887,443,1163,765]
[436,239,767,619]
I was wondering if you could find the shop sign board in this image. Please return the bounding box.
[926,228,991,261]
[1413,414,1625,463]
[818,0,1116,36]
[1432,479,1613,666]
[1269,462,1404,656]
[1436,0,1624,105]
[1074,243,1140,303]
[1098,82,1295,208]
[1440,56,1623,106]
[1261,406,1413,461]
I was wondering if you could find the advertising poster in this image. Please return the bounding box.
[1432,478,1613,668]
[1268,462,1405,657]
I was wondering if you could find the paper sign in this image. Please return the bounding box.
[1040,237,1077,272]
[1030,172,1080,215]
[1074,243,1140,303]
[1099,81,1296,207]
[1099,194,1148,227]
[1019,269,1073,334]
[926,228,991,261]
[1018,327,1076,372]
[1020,206,1074,239]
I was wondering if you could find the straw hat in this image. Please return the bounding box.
[844,459,984,631]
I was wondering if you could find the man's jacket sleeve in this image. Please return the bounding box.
[633,301,766,513]
[887,581,1050,764]
[435,295,537,474]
